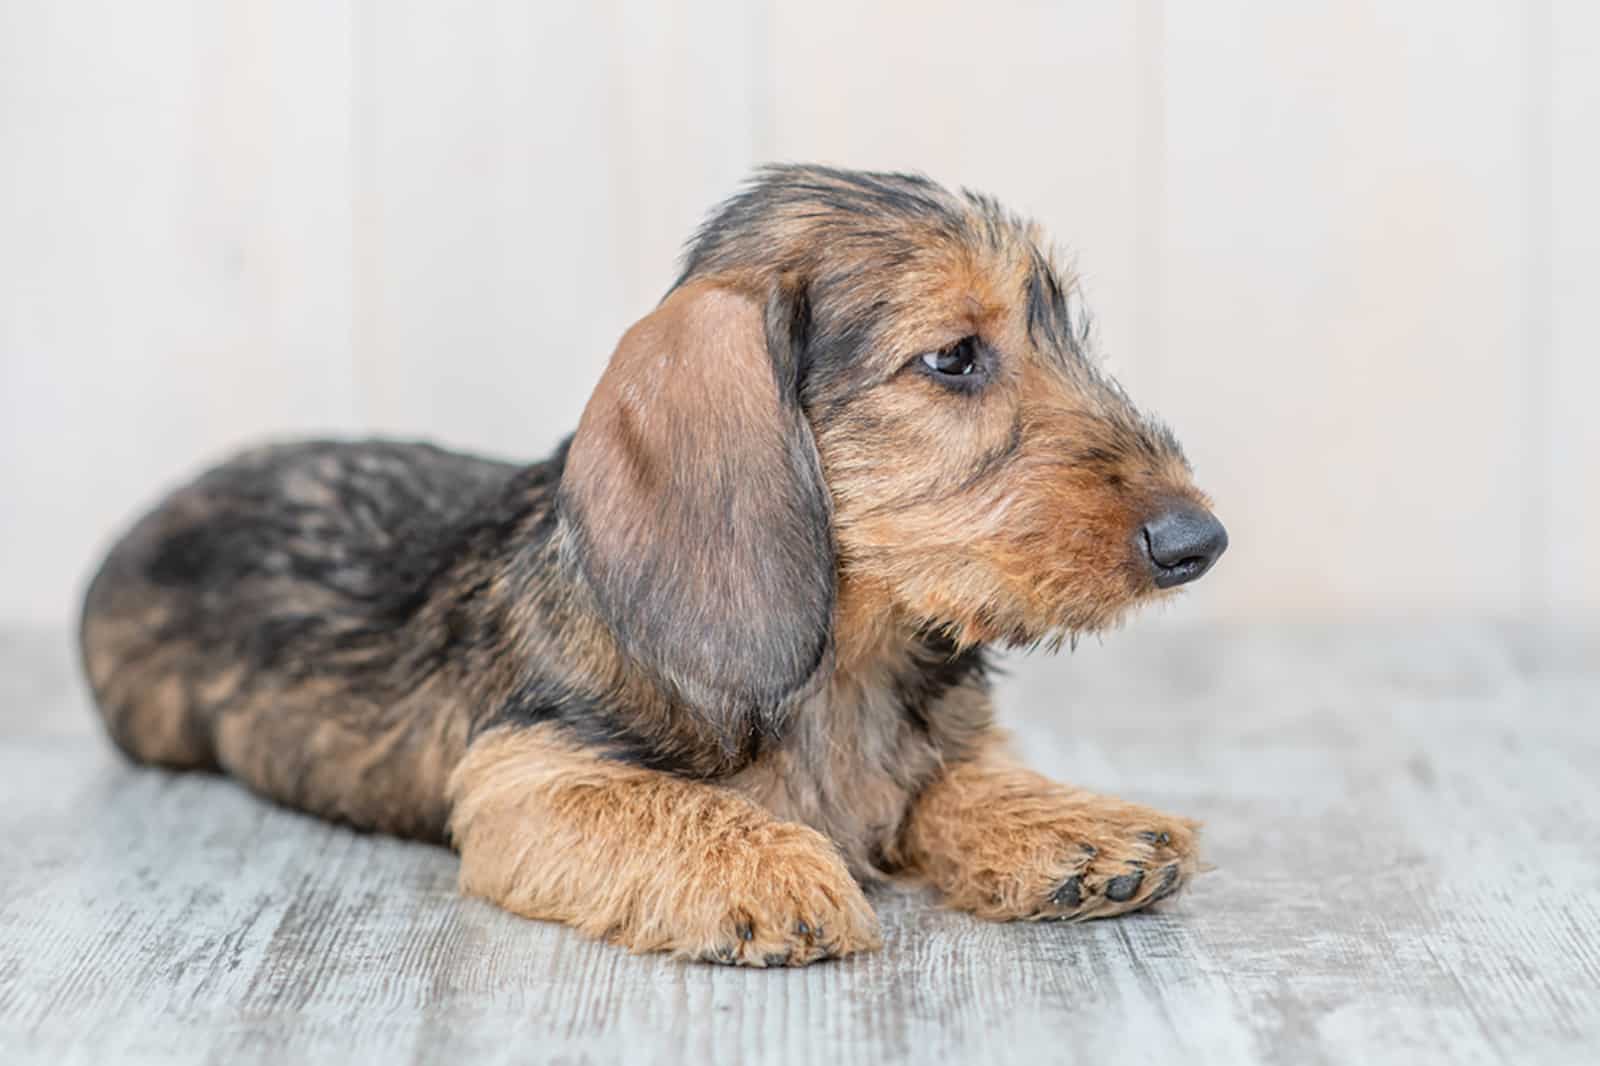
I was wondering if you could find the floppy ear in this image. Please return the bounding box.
[559,277,834,735]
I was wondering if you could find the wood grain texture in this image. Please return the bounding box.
[3,620,1598,1065]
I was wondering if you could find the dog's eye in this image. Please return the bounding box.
[918,336,982,379]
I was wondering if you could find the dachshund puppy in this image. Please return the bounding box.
[80,165,1227,967]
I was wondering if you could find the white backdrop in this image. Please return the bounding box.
[3,1,1597,627]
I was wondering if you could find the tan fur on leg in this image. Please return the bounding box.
[897,733,1201,921]
[448,726,881,966]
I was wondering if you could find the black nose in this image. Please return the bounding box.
[1141,504,1228,589]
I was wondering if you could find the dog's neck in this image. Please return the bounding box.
[830,570,980,673]
[831,572,911,677]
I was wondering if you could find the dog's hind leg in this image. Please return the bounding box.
[447,724,882,966]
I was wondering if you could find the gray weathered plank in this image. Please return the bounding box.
[2,621,1598,1065]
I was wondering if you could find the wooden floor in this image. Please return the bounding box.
[2,621,1597,1065]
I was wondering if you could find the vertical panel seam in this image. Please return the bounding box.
[349,0,374,431]
[749,0,776,165]
[1134,0,1166,406]
[1525,0,1553,619]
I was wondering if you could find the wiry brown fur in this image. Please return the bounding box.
[894,735,1201,921]
[451,727,881,966]
[80,165,1226,965]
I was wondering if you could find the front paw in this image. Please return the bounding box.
[911,786,1201,922]
[1032,814,1198,921]
[652,822,883,967]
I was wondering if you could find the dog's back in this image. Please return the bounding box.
[79,439,521,808]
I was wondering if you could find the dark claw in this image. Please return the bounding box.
[795,920,811,937]
[1051,875,1084,909]
[1106,870,1145,902]
[1080,844,1099,858]
[1147,864,1183,903]
[1140,831,1172,846]
[737,921,754,941]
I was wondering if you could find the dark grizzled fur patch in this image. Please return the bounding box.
[135,440,528,683]
[897,635,990,735]
[488,673,703,778]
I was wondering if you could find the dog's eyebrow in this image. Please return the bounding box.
[1022,253,1102,384]
[1023,256,1072,352]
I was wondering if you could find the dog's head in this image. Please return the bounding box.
[560,166,1225,720]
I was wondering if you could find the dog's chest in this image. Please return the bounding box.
[726,662,953,881]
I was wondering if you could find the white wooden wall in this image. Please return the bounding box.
[2,1,1596,627]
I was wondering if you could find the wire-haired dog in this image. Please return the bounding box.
[80,165,1228,967]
